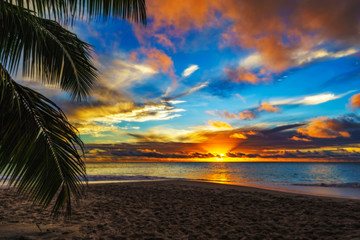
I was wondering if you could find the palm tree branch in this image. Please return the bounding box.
[0,2,97,100]
[3,0,147,25]
[0,63,87,216]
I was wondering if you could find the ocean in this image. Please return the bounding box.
[86,162,360,199]
[86,162,360,186]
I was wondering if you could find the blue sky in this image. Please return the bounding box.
[21,0,360,161]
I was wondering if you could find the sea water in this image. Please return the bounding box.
[85,162,360,199]
[85,162,360,186]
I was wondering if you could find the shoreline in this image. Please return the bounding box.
[85,178,360,200]
[3,178,360,200]
[1,180,360,239]
[197,180,360,200]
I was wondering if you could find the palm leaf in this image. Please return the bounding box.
[0,63,86,216]
[3,0,147,25]
[0,2,97,100]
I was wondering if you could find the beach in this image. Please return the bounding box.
[1,180,360,240]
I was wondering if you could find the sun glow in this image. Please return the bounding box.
[215,153,225,161]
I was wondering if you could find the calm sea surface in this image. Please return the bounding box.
[86,162,360,187]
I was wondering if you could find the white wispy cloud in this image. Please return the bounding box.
[100,59,157,89]
[238,48,357,73]
[240,52,263,69]
[294,48,357,65]
[163,81,209,101]
[270,91,355,106]
[167,100,186,104]
[182,65,199,77]
[70,102,186,124]
[76,123,125,137]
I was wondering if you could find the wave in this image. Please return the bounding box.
[292,182,360,188]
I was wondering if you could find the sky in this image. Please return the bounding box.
[20,0,360,162]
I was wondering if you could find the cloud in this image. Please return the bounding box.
[84,116,360,161]
[240,52,263,69]
[146,0,220,35]
[130,47,177,85]
[182,65,200,77]
[62,71,209,138]
[224,67,270,84]
[230,133,247,139]
[349,93,360,110]
[270,91,354,106]
[143,0,360,76]
[290,136,311,142]
[239,110,257,120]
[221,110,240,119]
[69,102,185,124]
[62,85,187,137]
[234,93,246,103]
[238,48,357,74]
[128,127,194,143]
[162,81,209,101]
[154,34,176,51]
[296,93,346,105]
[258,102,280,113]
[229,131,257,139]
[85,143,360,161]
[297,116,354,138]
[214,102,280,120]
[99,59,157,89]
[75,122,125,137]
[166,100,186,105]
[109,149,215,159]
[206,110,217,116]
[208,120,232,129]
[225,48,357,86]
[294,48,357,65]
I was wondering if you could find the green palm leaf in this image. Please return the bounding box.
[0,2,97,100]
[0,0,147,216]
[0,64,86,216]
[3,0,147,25]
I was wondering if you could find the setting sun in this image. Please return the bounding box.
[215,153,226,161]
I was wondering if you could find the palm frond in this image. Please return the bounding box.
[0,63,86,216]
[3,0,147,25]
[0,2,97,100]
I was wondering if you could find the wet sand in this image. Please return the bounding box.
[1,180,360,239]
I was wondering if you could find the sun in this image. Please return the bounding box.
[216,153,225,161]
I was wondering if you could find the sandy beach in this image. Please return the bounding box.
[1,180,360,240]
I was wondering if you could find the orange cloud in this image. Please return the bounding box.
[222,110,239,119]
[230,133,247,139]
[239,110,256,120]
[206,110,216,116]
[290,136,311,142]
[230,131,258,139]
[246,130,258,136]
[258,102,280,113]
[154,34,176,51]
[144,0,360,73]
[224,67,269,84]
[208,120,233,129]
[130,47,177,85]
[214,102,280,121]
[297,117,351,138]
[147,0,220,34]
[349,93,360,110]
